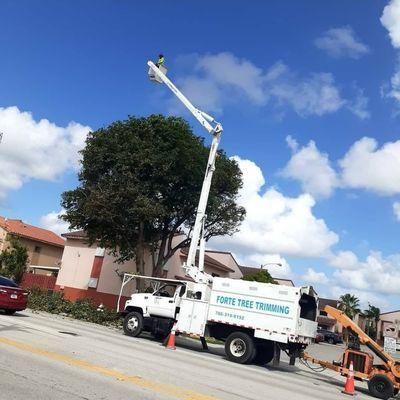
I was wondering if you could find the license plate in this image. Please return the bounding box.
[10,294,17,299]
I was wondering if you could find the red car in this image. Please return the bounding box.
[0,276,28,315]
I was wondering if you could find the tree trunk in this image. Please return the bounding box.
[136,221,145,291]
[152,237,167,277]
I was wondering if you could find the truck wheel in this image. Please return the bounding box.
[225,332,255,364]
[368,374,394,400]
[254,343,274,365]
[123,311,143,337]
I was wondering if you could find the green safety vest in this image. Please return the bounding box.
[157,57,165,66]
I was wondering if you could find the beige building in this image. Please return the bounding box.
[0,216,65,275]
[378,310,400,342]
[55,232,244,310]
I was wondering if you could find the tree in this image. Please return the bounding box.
[242,269,277,284]
[62,115,245,277]
[364,304,380,339]
[338,293,361,344]
[338,294,361,319]
[0,237,29,283]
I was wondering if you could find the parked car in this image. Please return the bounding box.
[315,332,324,343]
[317,329,343,344]
[0,276,28,315]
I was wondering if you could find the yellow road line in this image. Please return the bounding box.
[0,336,219,400]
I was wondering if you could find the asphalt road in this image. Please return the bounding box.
[0,310,379,400]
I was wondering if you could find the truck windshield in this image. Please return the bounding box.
[153,285,176,298]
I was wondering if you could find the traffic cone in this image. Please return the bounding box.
[165,322,177,350]
[342,361,355,396]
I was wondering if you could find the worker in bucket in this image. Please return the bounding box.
[156,54,165,68]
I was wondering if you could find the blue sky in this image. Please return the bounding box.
[0,0,399,310]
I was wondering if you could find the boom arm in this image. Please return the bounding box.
[147,61,223,284]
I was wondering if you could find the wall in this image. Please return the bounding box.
[0,227,7,252]
[18,237,63,269]
[205,251,243,278]
[378,311,400,340]
[56,239,96,289]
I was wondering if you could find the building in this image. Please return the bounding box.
[378,310,400,341]
[317,297,366,333]
[55,232,244,310]
[0,216,65,275]
[238,265,295,287]
[317,298,341,332]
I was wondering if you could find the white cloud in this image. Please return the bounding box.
[333,251,400,296]
[394,201,400,220]
[40,209,70,236]
[301,268,329,284]
[242,253,292,279]
[212,156,339,261]
[328,250,359,270]
[381,0,400,105]
[172,52,366,118]
[266,65,345,117]
[381,0,400,49]
[339,137,400,195]
[281,136,338,198]
[314,26,370,59]
[0,106,90,199]
[330,285,389,310]
[346,87,370,119]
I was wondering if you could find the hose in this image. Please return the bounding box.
[299,357,327,372]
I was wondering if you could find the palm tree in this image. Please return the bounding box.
[338,294,361,344]
[338,294,361,319]
[364,304,381,339]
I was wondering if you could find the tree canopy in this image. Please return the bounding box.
[62,115,245,276]
[0,237,29,283]
[242,269,277,284]
[338,293,361,320]
[364,303,380,339]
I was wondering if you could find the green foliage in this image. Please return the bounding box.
[0,237,29,283]
[338,293,361,320]
[28,287,120,326]
[242,269,277,284]
[61,114,245,276]
[364,303,381,339]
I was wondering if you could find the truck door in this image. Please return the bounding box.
[147,284,180,318]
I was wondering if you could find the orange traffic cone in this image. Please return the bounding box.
[165,323,177,350]
[343,361,355,396]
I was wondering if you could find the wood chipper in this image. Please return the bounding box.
[303,305,400,399]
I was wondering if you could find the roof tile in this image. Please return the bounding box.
[0,217,65,247]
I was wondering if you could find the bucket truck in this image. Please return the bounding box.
[119,59,318,366]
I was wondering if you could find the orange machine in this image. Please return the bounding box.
[303,305,400,399]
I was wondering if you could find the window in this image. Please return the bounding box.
[211,273,220,277]
[153,284,176,298]
[0,276,17,287]
[34,246,41,253]
[319,310,328,316]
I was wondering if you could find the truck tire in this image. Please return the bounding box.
[225,332,255,364]
[254,342,274,365]
[368,374,394,400]
[123,311,144,337]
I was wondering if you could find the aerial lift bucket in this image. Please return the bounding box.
[148,65,167,83]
